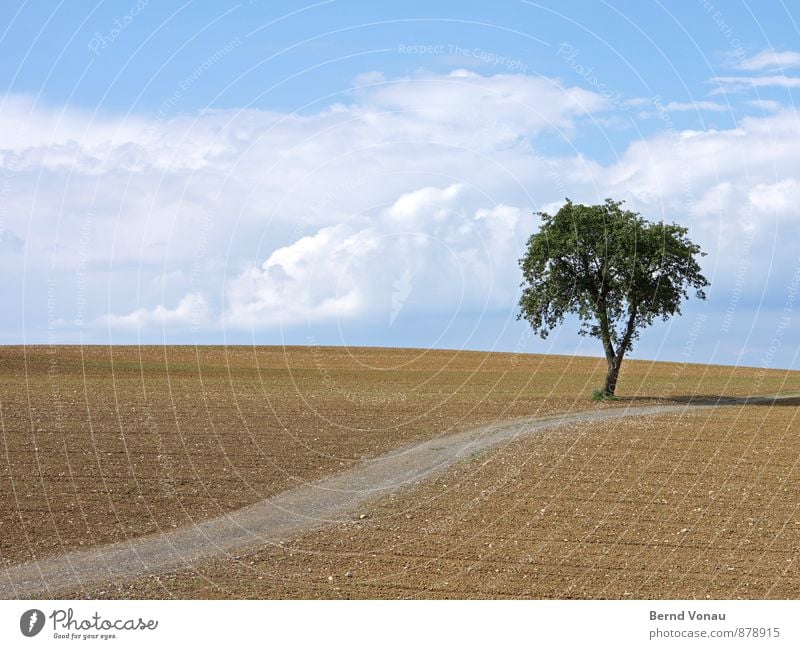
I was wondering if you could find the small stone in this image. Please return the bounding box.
[345,570,353,578]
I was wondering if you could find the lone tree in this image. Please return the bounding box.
[518,199,709,397]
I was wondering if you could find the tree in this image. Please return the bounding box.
[518,198,709,397]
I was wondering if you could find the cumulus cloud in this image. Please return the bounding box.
[4,66,800,350]
[748,178,800,216]
[224,184,526,328]
[601,109,800,209]
[0,94,151,154]
[1,69,607,270]
[4,69,611,333]
[225,224,372,327]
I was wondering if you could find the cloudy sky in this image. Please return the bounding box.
[2,0,799,369]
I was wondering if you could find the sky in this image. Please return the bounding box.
[1,0,799,370]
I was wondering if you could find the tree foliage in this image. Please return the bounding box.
[518,198,709,396]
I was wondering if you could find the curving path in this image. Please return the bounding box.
[1,395,793,598]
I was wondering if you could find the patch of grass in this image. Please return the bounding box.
[591,388,620,401]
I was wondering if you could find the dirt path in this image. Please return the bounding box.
[0,396,791,598]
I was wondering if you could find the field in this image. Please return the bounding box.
[1,345,798,598]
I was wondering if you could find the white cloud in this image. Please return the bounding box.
[224,184,527,328]
[637,100,729,119]
[664,101,730,112]
[1,69,609,273]
[661,100,728,112]
[736,49,800,71]
[5,67,800,344]
[355,69,609,136]
[100,293,209,329]
[709,75,800,94]
[225,224,371,327]
[3,69,612,332]
[600,109,800,208]
[748,178,800,216]
[690,181,737,219]
[744,99,784,112]
[0,94,151,154]
[582,107,800,306]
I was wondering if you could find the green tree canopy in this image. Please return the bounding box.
[518,198,709,396]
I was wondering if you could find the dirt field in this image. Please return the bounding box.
[1,345,798,598]
[71,404,800,600]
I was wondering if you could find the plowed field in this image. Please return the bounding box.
[1,345,797,598]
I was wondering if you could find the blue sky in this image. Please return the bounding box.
[2,0,799,370]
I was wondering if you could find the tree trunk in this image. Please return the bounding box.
[603,357,621,396]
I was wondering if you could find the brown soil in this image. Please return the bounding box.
[69,404,800,600]
[1,345,797,598]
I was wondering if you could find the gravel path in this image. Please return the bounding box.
[1,396,790,598]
